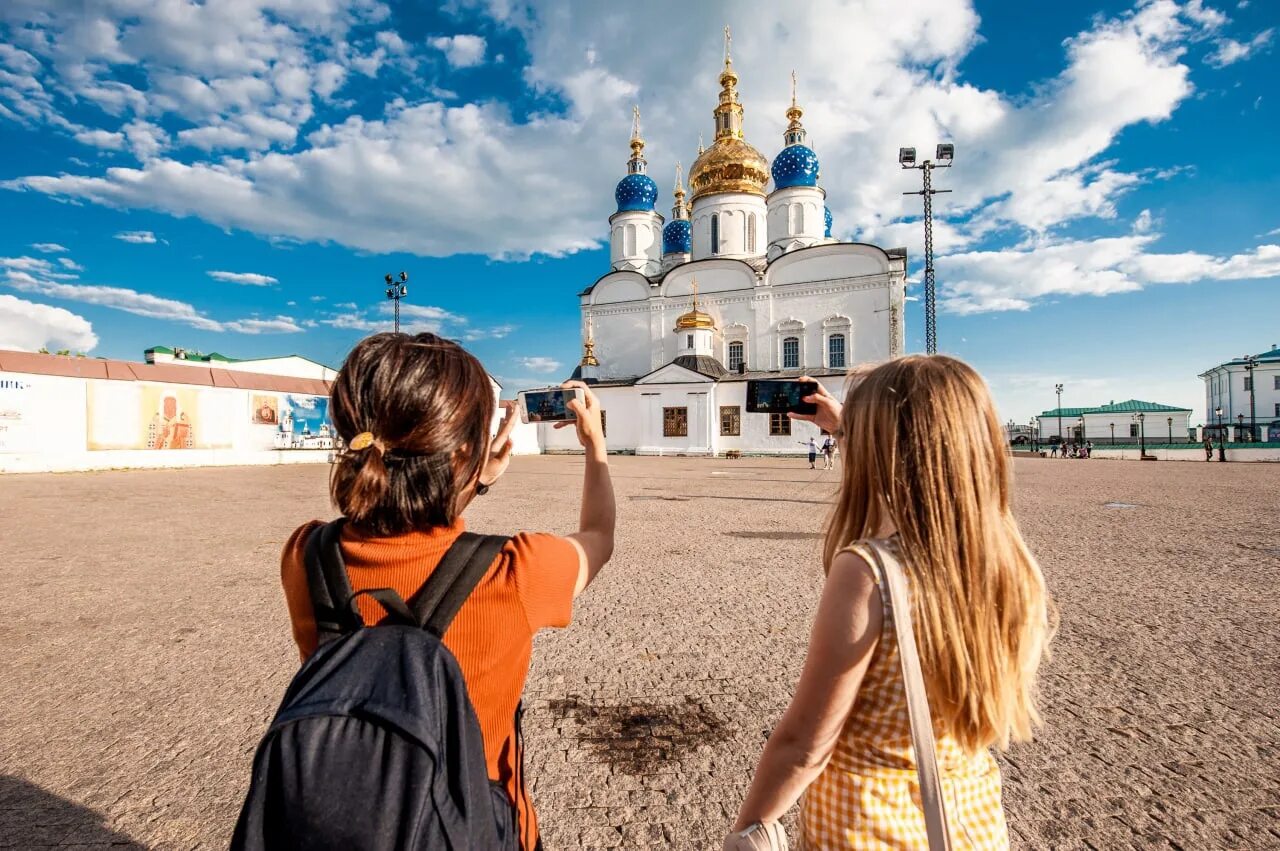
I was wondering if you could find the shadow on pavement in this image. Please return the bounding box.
[0,775,145,848]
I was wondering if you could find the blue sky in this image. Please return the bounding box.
[0,0,1276,423]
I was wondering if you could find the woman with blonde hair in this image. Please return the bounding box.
[726,355,1054,849]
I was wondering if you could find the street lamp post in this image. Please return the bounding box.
[900,143,954,355]
[1215,405,1226,461]
[1134,412,1147,458]
[1055,382,1063,448]
[384,271,408,333]
[1237,413,1245,443]
[1167,416,1173,445]
[1007,419,1015,450]
[1243,354,1258,442]
[1110,422,1115,445]
[1078,416,1085,450]
[1030,418,1038,453]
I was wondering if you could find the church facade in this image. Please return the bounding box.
[539,37,907,456]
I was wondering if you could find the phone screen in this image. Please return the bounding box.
[520,388,578,423]
[745,380,819,415]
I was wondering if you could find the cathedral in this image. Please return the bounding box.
[541,34,907,456]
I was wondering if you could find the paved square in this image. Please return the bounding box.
[1,456,1277,849]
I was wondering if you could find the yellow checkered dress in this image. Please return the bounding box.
[799,541,1009,850]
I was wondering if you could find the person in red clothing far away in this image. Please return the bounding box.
[277,332,615,851]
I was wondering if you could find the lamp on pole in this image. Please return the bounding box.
[1167,416,1173,445]
[1007,418,1015,449]
[900,143,953,355]
[1077,416,1085,449]
[1110,421,1115,445]
[1134,412,1147,458]
[1243,354,1258,442]
[1215,405,1226,461]
[1030,417,1038,453]
[384,271,408,333]
[1054,382,1064,447]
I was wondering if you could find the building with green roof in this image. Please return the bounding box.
[1036,399,1193,445]
[1199,343,1280,442]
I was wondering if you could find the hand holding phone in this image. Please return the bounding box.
[518,387,583,423]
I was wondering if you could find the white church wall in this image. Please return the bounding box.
[585,309,651,378]
[690,193,768,260]
[765,243,890,286]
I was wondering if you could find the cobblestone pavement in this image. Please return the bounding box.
[1,456,1277,849]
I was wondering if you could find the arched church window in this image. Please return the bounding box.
[687,334,694,349]
[728,341,744,371]
[828,334,846,368]
[711,214,720,255]
[782,337,800,369]
[747,215,757,253]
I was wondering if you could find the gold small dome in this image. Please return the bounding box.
[674,309,716,330]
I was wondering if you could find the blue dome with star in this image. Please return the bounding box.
[663,219,692,255]
[771,144,820,189]
[615,173,658,212]
[824,206,833,238]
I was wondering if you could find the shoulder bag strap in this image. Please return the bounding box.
[304,518,362,643]
[406,532,510,638]
[864,539,953,851]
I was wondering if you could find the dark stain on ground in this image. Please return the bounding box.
[628,495,692,502]
[549,696,730,774]
[724,531,823,540]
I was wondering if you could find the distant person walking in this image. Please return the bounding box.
[806,436,818,470]
[821,435,836,470]
[1050,443,1059,458]
[1204,436,1213,461]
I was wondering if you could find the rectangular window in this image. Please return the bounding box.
[828,334,846,368]
[686,334,693,348]
[727,341,745,372]
[1274,375,1280,390]
[770,413,791,436]
[782,337,800,369]
[663,407,688,437]
[1275,402,1280,417]
[720,405,740,436]
[1244,377,1253,391]
[1129,423,1139,438]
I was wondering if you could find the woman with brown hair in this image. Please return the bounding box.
[278,332,614,851]
[726,356,1054,849]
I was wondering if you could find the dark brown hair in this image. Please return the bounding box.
[329,332,495,535]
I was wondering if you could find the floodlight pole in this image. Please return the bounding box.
[1243,354,1258,442]
[385,271,409,334]
[902,149,953,355]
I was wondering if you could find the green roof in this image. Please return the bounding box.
[1038,399,1191,418]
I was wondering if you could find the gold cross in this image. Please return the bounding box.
[791,70,797,108]
[724,26,732,65]
[631,104,641,139]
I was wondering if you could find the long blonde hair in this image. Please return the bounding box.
[823,355,1055,753]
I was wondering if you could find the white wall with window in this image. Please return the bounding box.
[822,315,852,369]
[1199,346,1280,440]
[777,319,805,370]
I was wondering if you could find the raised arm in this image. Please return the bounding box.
[555,381,616,597]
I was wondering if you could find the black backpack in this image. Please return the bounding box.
[232,520,517,851]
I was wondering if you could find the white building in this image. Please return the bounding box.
[542,41,906,456]
[1036,400,1193,446]
[1198,344,1280,442]
[145,345,338,381]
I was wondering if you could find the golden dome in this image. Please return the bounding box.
[674,278,716,330]
[689,137,770,199]
[689,27,769,200]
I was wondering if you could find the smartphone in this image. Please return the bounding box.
[518,387,584,424]
[745,379,819,415]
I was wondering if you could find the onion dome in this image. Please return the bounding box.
[688,28,770,200]
[663,163,692,254]
[615,105,658,212]
[674,279,715,330]
[771,71,820,189]
[824,206,833,238]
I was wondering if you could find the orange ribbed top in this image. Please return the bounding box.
[280,518,580,850]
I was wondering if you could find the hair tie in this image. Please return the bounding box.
[349,432,384,452]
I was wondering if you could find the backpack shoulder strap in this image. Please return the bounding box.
[303,519,361,642]
[407,532,510,638]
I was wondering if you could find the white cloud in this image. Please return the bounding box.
[1205,28,1274,67]
[57,257,83,271]
[938,235,1280,314]
[334,301,358,309]
[114,230,157,244]
[429,34,486,68]
[0,255,78,280]
[462,324,516,342]
[74,129,125,150]
[207,270,279,286]
[518,356,562,373]
[30,242,67,253]
[0,0,1255,278]
[224,315,303,334]
[0,293,98,352]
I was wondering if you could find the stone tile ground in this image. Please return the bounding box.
[0,456,1276,849]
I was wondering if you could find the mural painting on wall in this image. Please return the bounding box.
[251,394,279,425]
[87,383,233,450]
[0,376,32,453]
[274,394,335,449]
